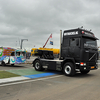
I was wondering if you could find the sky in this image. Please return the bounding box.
[0,0,100,51]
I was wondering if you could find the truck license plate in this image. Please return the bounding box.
[91,66,95,69]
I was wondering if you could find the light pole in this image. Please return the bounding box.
[20,39,28,49]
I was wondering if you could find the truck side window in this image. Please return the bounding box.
[70,38,80,47]
[70,38,76,46]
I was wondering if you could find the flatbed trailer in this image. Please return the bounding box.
[33,28,98,76]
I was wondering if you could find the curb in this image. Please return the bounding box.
[0,72,60,85]
[0,76,30,84]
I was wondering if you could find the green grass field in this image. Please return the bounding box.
[0,71,20,79]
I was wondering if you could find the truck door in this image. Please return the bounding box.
[61,38,69,59]
[69,38,80,58]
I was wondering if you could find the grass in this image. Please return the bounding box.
[0,71,20,79]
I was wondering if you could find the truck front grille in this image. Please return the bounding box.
[88,62,96,66]
[89,53,97,62]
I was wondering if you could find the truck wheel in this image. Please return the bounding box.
[63,62,75,76]
[80,70,90,74]
[34,60,44,71]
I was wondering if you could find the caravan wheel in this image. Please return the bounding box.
[1,61,6,66]
[11,64,14,66]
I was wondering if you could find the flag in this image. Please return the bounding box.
[50,41,53,45]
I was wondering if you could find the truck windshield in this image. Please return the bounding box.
[84,38,97,48]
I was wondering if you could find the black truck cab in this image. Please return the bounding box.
[61,28,98,73]
[33,28,98,76]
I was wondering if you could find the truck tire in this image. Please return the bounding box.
[63,62,75,76]
[80,70,90,74]
[34,60,44,71]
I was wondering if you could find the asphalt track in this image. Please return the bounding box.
[0,68,100,100]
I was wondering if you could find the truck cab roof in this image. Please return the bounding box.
[63,28,98,40]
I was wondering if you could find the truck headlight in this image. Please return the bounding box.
[80,62,86,66]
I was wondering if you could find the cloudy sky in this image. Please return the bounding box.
[0,0,100,51]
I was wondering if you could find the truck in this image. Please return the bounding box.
[31,47,60,58]
[0,47,26,66]
[32,28,98,76]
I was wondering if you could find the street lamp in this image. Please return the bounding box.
[20,39,28,49]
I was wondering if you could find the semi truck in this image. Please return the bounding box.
[32,28,98,76]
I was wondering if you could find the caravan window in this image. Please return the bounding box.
[16,52,20,56]
[11,52,15,56]
[16,52,26,56]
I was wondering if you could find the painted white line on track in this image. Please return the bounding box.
[0,75,63,87]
